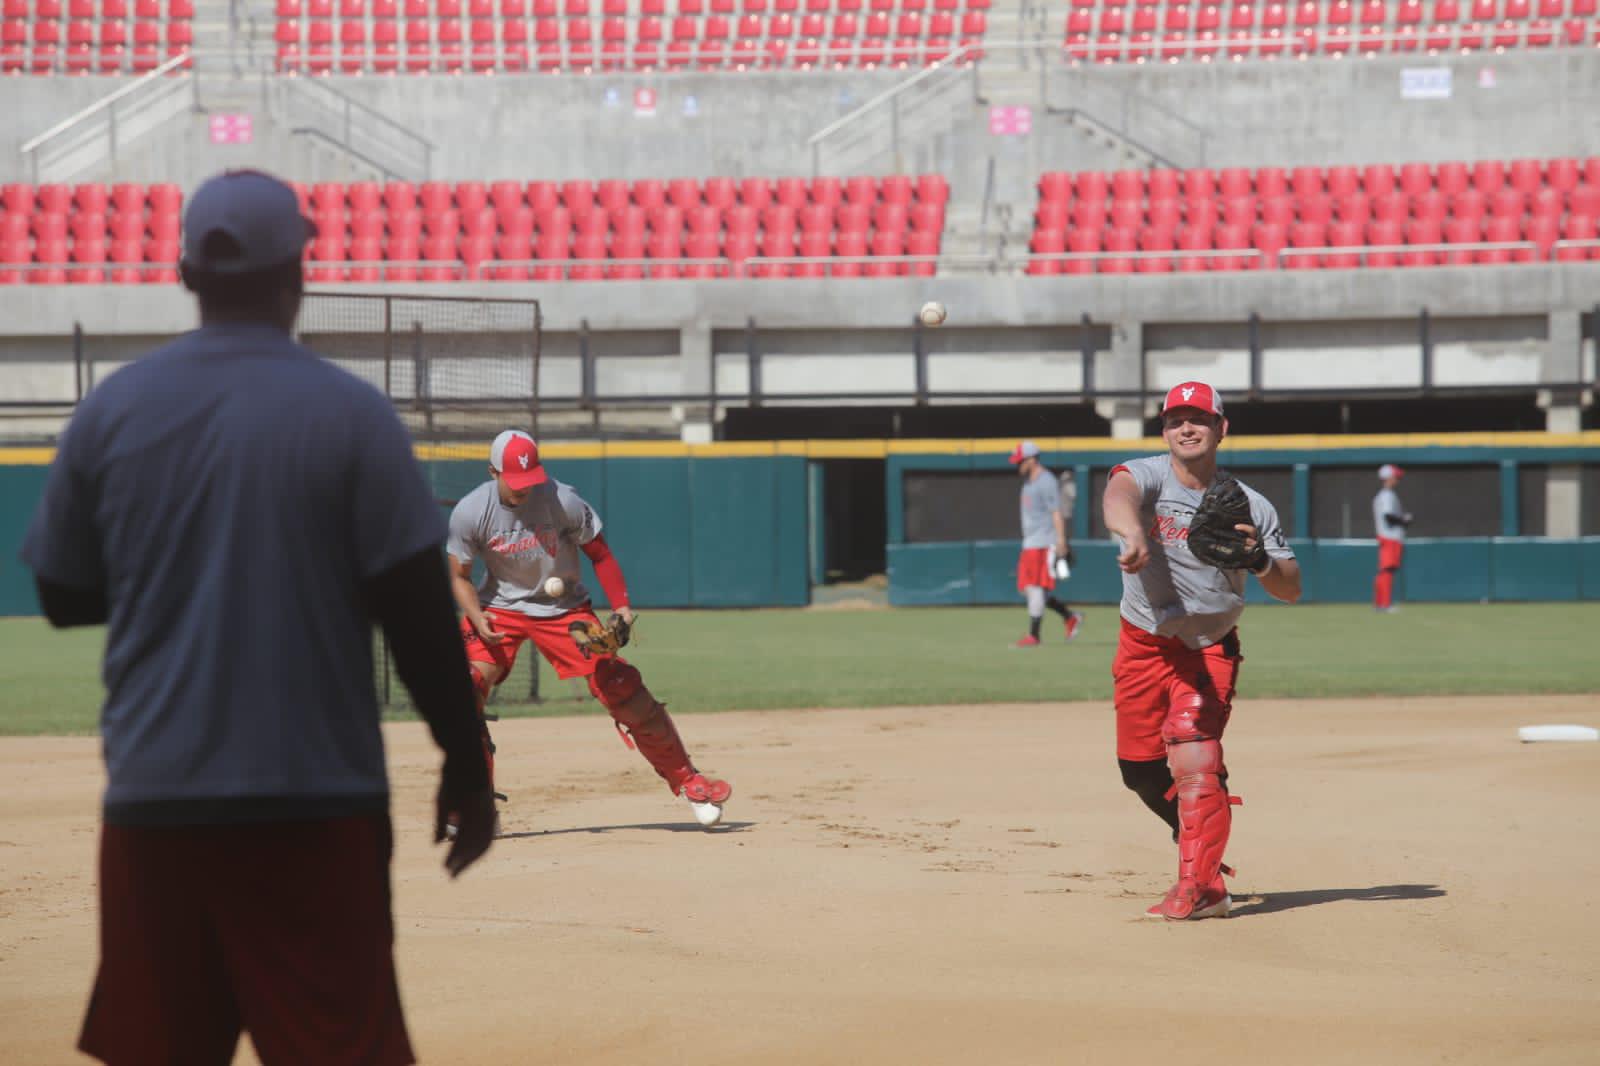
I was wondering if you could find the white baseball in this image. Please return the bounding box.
[919,300,947,327]
[543,576,566,598]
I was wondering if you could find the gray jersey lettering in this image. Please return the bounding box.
[1114,455,1295,649]
[447,478,602,617]
[1019,467,1061,548]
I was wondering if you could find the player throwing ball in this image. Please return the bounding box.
[1102,382,1301,921]
[448,430,732,827]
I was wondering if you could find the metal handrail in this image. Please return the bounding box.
[1026,248,1265,264]
[19,52,193,156]
[1276,240,1541,264]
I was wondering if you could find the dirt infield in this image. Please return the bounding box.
[3,694,1597,1065]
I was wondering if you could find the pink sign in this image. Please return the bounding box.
[634,87,657,117]
[209,114,253,145]
[988,105,1032,137]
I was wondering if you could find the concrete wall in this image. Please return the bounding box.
[2,265,1595,415]
[5,51,1598,187]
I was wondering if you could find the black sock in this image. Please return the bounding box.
[1045,596,1071,618]
[1029,615,1042,639]
[1119,758,1180,837]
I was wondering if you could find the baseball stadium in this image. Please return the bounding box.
[2,8,1599,1064]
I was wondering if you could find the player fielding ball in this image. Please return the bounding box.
[448,430,732,828]
[1102,382,1302,921]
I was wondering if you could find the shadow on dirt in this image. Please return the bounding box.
[1230,883,1446,917]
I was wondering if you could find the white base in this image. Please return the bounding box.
[1518,724,1600,743]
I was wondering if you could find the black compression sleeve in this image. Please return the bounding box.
[363,546,489,794]
[36,577,108,628]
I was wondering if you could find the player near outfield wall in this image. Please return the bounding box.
[447,430,732,827]
[1008,440,1084,648]
[1101,381,1303,922]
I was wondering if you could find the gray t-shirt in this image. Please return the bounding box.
[21,323,444,811]
[1113,455,1296,649]
[446,478,601,617]
[1373,487,1408,542]
[1020,467,1061,548]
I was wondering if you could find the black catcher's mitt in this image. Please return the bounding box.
[568,613,632,659]
[1187,472,1268,573]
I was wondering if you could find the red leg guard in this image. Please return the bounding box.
[1160,692,1238,919]
[589,658,697,794]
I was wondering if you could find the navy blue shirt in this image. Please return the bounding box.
[22,323,444,820]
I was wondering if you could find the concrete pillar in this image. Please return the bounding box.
[1537,311,1591,537]
[1542,310,1585,387]
[679,321,713,444]
[1094,320,1154,439]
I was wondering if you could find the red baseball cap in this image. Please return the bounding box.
[1162,381,1225,417]
[490,429,548,490]
[1379,464,1405,480]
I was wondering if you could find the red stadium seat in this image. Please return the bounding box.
[1362,219,1401,267]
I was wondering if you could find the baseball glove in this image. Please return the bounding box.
[1187,472,1269,573]
[568,613,632,659]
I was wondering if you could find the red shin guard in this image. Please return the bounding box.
[1162,691,1238,896]
[1167,738,1233,890]
[589,658,697,794]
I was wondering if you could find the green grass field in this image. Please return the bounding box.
[2,603,1596,736]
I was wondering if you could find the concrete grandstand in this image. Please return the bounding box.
[0,15,1595,540]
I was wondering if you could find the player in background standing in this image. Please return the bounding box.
[21,170,494,1064]
[1009,440,1084,648]
[1101,382,1301,921]
[1372,464,1412,613]
[448,430,732,827]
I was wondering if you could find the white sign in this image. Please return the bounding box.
[634,87,657,117]
[1400,68,1452,100]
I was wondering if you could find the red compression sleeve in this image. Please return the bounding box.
[581,534,630,609]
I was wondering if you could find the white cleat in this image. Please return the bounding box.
[689,799,724,828]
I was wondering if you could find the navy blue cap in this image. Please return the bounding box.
[181,170,315,275]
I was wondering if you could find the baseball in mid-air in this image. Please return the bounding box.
[919,300,947,327]
[544,576,566,598]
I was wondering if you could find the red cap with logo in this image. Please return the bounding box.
[1162,381,1225,417]
[490,429,549,490]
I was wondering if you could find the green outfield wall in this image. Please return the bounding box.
[3,433,1598,615]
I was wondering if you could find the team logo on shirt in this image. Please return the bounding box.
[487,525,562,558]
[1150,513,1191,545]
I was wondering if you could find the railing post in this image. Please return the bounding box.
[411,320,434,435]
[1419,307,1433,394]
[1080,312,1095,399]
[912,314,928,406]
[579,317,594,409]
[746,316,762,408]
[1247,311,1262,400]
[531,301,542,439]
[73,322,85,401]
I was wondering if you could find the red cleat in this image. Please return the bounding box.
[1063,612,1084,641]
[1144,877,1232,921]
[1014,635,1040,648]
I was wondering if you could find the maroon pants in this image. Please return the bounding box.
[80,814,414,1066]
